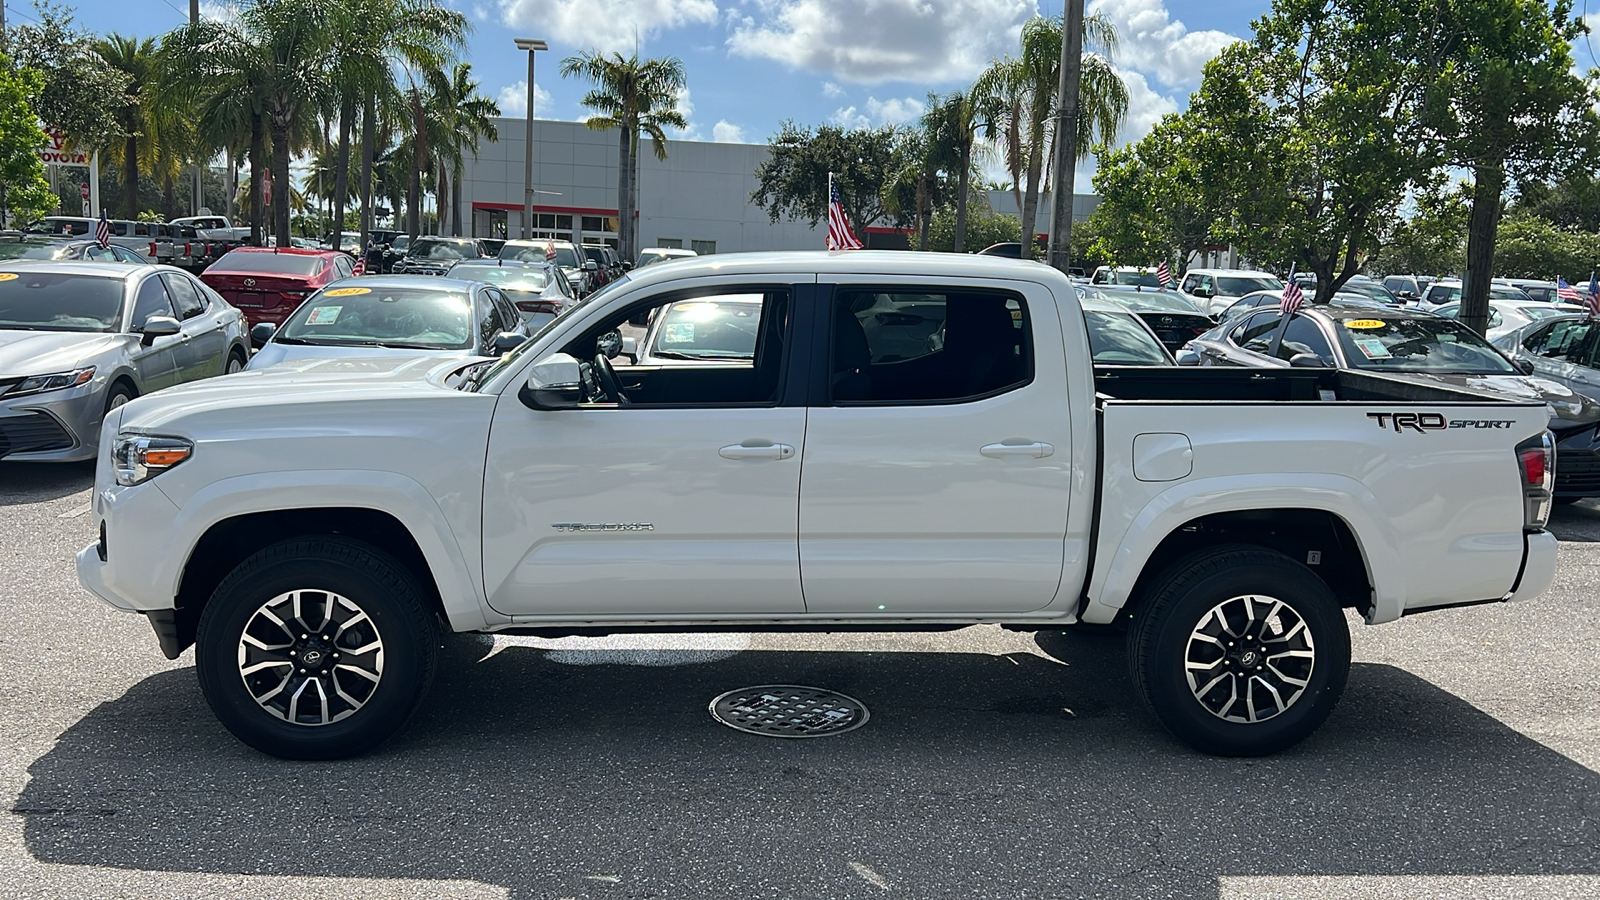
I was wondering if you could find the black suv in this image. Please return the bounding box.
[582,244,625,287]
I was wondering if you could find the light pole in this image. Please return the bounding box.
[514,38,548,241]
[1046,0,1085,274]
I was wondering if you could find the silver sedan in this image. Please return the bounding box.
[0,261,248,462]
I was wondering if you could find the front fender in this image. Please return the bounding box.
[158,470,496,631]
[1082,474,1403,625]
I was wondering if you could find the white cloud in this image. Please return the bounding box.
[497,0,719,55]
[471,3,489,21]
[822,81,844,98]
[728,0,1034,85]
[830,94,926,130]
[496,80,554,118]
[1088,0,1238,88]
[197,1,238,21]
[1112,68,1178,148]
[711,120,747,143]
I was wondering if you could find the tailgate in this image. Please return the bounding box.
[1089,398,1550,624]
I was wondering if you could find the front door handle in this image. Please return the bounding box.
[981,441,1054,459]
[719,442,795,460]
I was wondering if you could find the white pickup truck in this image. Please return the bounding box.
[77,252,1560,760]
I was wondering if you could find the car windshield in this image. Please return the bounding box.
[648,298,764,359]
[1118,271,1164,288]
[0,271,124,332]
[1431,285,1534,303]
[278,285,473,349]
[1102,289,1201,313]
[1331,316,1515,374]
[464,275,632,391]
[408,239,475,261]
[1085,311,1170,365]
[455,265,551,292]
[1336,280,1401,304]
[501,243,582,269]
[0,242,70,260]
[211,251,327,276]
[1215,275,1282,296]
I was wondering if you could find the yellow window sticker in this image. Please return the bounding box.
[324,286,371,297]
[0,273,18,282]
[1343,319,1385,330]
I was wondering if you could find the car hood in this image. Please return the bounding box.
[247,342,479,371]
[119,354,486,432]
[0,329,128,377]
[1383,372,1600,429]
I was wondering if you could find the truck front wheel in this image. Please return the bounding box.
[195,537,440,760]
[1128,546,1350,756]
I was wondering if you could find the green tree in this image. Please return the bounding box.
[921,89,1005,252]
[1490,212,1599,280]
[426,62,498,237]
[751,121,900,235]
[1372,182,1470,277]
[0,55,54,225]
[93,35,156,220]
[1089,111,1224,270]
[0,1,128,150]
[1513,172,1600,233]
[560,52,689,260]
[925,197,1021,253]
[1430,0,1600,333]
[883,119,955,250]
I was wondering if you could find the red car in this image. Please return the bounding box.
[200,248,357,327]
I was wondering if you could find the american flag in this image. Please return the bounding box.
[1588,271,1599,315]
[1558,277,1582,303]
[1280,268,1304,315]
[825,176,863,251]
[545,240,556,261]
[93,212,111,249]
[1156,261,1171,290]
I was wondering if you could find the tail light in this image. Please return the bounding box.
[182,242,192,257]
[1516,431,1555,530]
[148,242,157,256]
[281,290,308,301]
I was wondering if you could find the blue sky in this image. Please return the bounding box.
[36,0,1277,177]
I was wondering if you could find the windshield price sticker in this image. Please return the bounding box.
[0,273,18,282]
[664,323,695,343]
[306,306,342,325]
[1353,336,1392,359]
[1343,319,1386,330]
[324,287,371,297]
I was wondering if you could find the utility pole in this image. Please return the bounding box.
[189,0,204,215]
[1046,0,1086,274]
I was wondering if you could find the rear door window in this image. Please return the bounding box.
[830,288,1031,404]
[1274,315,1335,363]
[163,273,207,319]
[132,276,176,326]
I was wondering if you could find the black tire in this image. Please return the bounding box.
[195,537,440,760]
[1127,545,1350,756]
[1553,496,1584,506]
[104,382,136,417]
[225,347,247,374]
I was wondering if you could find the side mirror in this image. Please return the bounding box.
[596,329,623,359]
[1288,353,1327,368]
[1515,358,1535,376]
[492,331,526,355]
[584,259,599,271]
[620,335,638,364]
[141,315,182,345]
[621,261,633,271]
[249,321,277,349]
[519,352,584,410]
[1174,348,1202,366]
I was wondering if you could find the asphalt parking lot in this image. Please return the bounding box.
[1,460,1597,899]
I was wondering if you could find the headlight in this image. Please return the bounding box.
[3,367,95,398]
[113,434,194,486]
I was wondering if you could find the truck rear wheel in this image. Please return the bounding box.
[195,537,439,760]
[1127,546,1349,756]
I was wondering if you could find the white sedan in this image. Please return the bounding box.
[1430,298,1586,341]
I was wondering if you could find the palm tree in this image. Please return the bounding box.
[978,14,1128,254]
[560,52,688,260]
[922,88,1002,252]
[94,35,157,219]
[420,62,498,237]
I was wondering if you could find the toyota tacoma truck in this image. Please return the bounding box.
[77,252,1560,760]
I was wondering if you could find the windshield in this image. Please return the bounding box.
[1085,311,1170,365]
[1102,289,1202,313]
[0,271,124,332]
[647,298,764,359]
[278,285,473,349]
[454,265,551,292]
[211,251,327,276]
[1336,280,1400,304]
[408,239,475,261]
[1432,285,1534,303]
[1117,271,1164,287]
[1215,275,1282,296]
[1331,316,1515,374]
[501,242,582,269]
[0,242,70,260]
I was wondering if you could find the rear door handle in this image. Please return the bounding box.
[719,442,795,460]
[981,441,1054,459]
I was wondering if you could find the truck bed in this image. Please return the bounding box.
[1092,366,1511,404]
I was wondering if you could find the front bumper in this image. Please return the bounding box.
[0,382,103,462]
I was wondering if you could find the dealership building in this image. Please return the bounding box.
[453,116,1100,257]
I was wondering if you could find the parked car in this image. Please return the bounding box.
[634,246,697,269]
[581,244,620,288]
[245,275,530,369]
[1334,275,1404,306]
[1215,290,1394,323]
[0,261,248,462]
[1089,265,1166,289]
[0,235,148,264]
[479,238,507,258]
[445,259,577,329]
[499,239,594,295]
[392,236,487,276]
[1422,280,1534,305]
[1431,298,1586,342]
[78,251,1558,760]
[169,215,253,271]
[1080,298,1176,365]
[1091,285,1214,352]
[1187,304,1600,501]
[1381,274,1436,301]
[199,247,356,328]
[30,216,165,261]
[1176,268,1284,318]
[1499,279,1563,303]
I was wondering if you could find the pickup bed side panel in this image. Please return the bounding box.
[1086,401,1550,624]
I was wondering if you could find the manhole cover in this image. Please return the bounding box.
[709,685,869,738]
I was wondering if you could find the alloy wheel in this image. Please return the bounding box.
[236,588,385,726]
[1183,594,1315,723]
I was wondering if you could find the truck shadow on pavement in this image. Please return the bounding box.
[16,632,1600,899]
[0,461,94,505]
